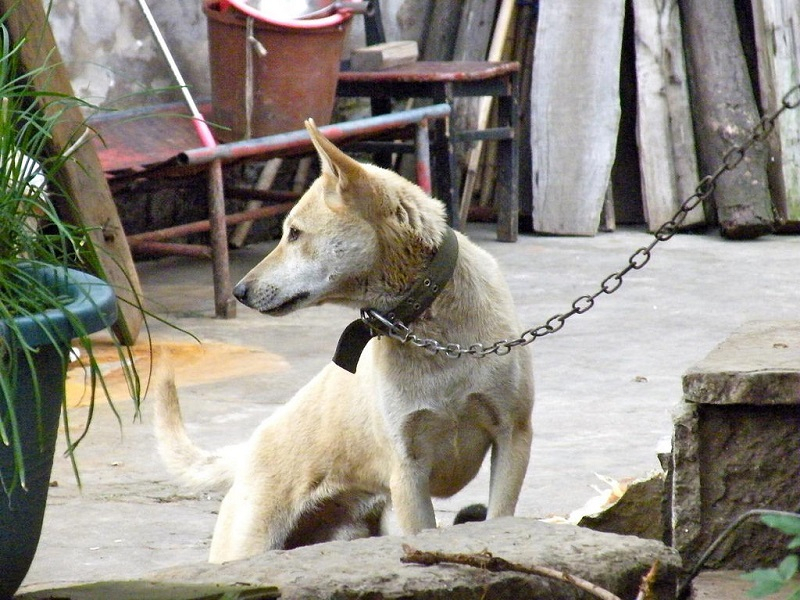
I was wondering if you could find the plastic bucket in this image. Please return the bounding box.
[204,0,351,142]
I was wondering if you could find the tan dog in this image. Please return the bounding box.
[154,121,534,563]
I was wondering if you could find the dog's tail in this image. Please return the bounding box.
[153,354,241,492]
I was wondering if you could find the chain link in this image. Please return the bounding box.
[362,84,800,358]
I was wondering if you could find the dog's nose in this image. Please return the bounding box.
[232,281,248,303]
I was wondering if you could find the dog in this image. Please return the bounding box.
[154,120,534,563]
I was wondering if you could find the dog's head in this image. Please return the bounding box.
[233,120,446,316]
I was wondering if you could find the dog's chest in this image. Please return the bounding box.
[381,389,499,495]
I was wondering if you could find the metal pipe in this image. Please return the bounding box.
[127,202,297,243]
[178,104,451,166]
[135,0,217,148]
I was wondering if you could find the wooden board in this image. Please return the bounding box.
[420,0,463,60]
[530,1,625,235]
[632,0,704,231]
[2,0,144,344]
[452,0,499,138]
[351,40,419,71]
[679,0,773,238]
[751,0,800,225]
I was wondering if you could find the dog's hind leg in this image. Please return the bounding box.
[208,476,301,563]
[486,419,533,519]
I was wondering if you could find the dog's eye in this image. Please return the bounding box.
[287,226,301,242]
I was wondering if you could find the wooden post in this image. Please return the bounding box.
[632,0,703,232]
[530,0,625,235]
[751,0,800,227]
[2,0,144,344]
[678,0,774,238]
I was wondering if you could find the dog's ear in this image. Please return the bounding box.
[305,119,366,208]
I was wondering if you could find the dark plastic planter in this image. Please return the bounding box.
[0,266,117,599]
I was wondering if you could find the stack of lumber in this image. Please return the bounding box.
[527,0,800,237]
[421,0,799,238]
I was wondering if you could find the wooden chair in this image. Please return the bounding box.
[336,0,521,241]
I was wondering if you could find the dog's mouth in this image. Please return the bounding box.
[260,291,310,316]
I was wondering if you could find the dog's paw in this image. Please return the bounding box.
[453,503,487,525]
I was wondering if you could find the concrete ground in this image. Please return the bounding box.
[18,223,800,595]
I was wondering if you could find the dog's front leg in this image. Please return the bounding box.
[390,460,437,533]
[386,407,441,533]
[486,420,533,518]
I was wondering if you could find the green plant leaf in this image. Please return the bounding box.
[742,568,785,583]
[762,514,800,537]
[743,555,800,599]
[778,555,799,580]
[747,578,789,598]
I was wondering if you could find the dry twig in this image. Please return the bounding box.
[635,560,660,600]
[401,545,622,600]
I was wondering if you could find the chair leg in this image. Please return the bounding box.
[415,117,432,194]
[208,158,236,318]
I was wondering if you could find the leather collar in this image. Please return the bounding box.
[332,227,459,373]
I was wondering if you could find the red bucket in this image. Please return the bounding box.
[204,0,351,141]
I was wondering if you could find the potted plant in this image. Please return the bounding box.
[0,16,142,597]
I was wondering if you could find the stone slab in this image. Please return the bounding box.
[673,321,800,570]
[150,518,680,599]
[16,581,279,600]
[682,321,800,405]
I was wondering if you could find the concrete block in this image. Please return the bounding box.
[153,518,680,599]
[672,321,800,570]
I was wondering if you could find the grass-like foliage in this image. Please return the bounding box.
[0,8,145,495]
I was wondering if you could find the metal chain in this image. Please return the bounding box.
[361,83,800,359]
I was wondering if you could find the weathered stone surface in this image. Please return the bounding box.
[17,581,279,600]
[153,518,681,599]
[578,471,667,542]
[683,321,800,405]
[673,321,800,570]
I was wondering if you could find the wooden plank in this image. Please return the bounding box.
[420,0,463,60]
[452,0,499,139]
[679,0,773,238]
[751,0,800,226]
[632,0,704,231]
[458,0,515,226]
[515,2,537,230]
[2,0,144,343]
[530,1,625,235]
[452,0,498,62]
[351,41,419,71]
[229,158,282,249]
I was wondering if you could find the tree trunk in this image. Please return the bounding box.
[678,0,774,238]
